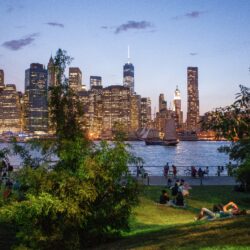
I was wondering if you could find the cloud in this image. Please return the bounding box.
[186,11,204,18]
[101,26,108,29]
[2,33,39,51]
[115,20,153,34]
[190,52,198,56]
[173,11,206,20]
[46,22,64,28]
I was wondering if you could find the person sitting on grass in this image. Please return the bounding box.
[173,191,185,206]
[170,180,179,197]
[179,179,191,197]
[196,201,247,221]
[159,189,170,204]
[167,191,185,207]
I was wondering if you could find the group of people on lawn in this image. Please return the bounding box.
[158,176,247,221]
[159,178,191,207]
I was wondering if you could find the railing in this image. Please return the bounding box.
[129,165,237,177]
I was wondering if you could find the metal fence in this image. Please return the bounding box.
[129,165,237,177]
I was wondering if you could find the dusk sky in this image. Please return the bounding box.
[1,0,250,119]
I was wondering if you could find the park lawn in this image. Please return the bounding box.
[1,186,250,249]
[93,186,250,250]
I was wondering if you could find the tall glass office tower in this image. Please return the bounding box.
[25,63,48,133]
[123,47,134,93]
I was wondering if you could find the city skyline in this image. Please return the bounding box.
[1,0,250,117]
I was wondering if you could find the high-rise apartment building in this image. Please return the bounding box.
[0,69,4,91]
[173,86,183,128]
[130,95,141,132]
[0,84,22,133]
[187,67,200,131]
[90,76,102,89]
[69,67,82,91]
[159,94,167,112]
[25,63,48,133]
[146,98,152,122]
[141,97,150,127]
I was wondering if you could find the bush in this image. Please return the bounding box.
[237,157,250,191]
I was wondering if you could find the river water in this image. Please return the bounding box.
[0,141,232,176]
[127,141,233,176]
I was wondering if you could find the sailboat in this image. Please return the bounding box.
[162,118,179,146]
[137,127,148,140]
[144,128,164,145]
[143,118,178,146]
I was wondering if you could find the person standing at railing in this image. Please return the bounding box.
[204,166,209,176]
[140,165,146,178]
[191,166,197,178]
[198,167,204,178]
[172,164,177,179]
[163,163,169,179]
[217,166,221,176]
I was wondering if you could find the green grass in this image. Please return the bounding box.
[93,186,250,250]
[1,186,250,249]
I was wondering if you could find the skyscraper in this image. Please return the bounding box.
[141,97,151,127]
[69,67,82,91]
[123,48,134,93]
[187,67,200,131]
[90,76,102,89]
[102,85,131,137]
[25,63,48,133]
[47,56,57,88]
[130,94,141,132]
[0,69,4,91]
[159,94,166,112]
[0,84,22,133]
[173,86,183,128]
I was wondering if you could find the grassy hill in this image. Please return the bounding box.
[93,186,250,250]
[1,186,250,249]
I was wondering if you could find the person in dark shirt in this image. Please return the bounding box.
[174,191,184,206]
[159,189,170,204]
[171,182,179,197]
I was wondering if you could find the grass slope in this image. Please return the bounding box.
[93,186,250,250]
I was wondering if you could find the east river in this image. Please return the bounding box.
[0,141,233,176]
[127,140,233,176]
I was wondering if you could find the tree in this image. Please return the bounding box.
[0,49,140,249]
[202,85,250,189]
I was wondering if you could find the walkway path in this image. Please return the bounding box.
[137,176,237,186]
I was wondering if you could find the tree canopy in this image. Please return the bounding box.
[0,49,140,249]
[202,85,250,189]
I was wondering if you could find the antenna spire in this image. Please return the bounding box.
[127,45,130,63]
